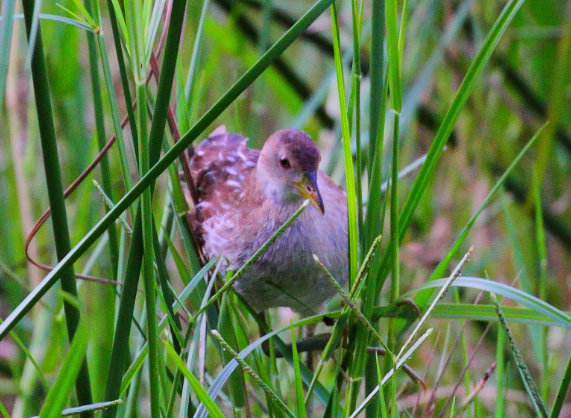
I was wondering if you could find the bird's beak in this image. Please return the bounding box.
[296,172,325,214]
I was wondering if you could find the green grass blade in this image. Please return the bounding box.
[38,305,88,418]
[290,322,307,418]
[163,340,225,418]
[385,0,401,112]
[367,0,384,176]
[397,0,526,244]
[413,125,544,310]
[406,277,571,330]
[428,304,569,328]
[0,0,16,103]
[21,1,93,412]
[331,2,359,283]
[550,352,571,418]
[491,293,548,417]
[211,330,295,417]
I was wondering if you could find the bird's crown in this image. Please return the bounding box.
[261,129,321,173]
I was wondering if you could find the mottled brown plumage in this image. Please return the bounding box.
[189,126,348,314]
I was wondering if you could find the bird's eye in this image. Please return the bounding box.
[280,158,291,169]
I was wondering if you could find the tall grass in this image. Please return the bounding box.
[0,0,569,416]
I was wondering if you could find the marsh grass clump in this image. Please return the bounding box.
[0,0,569,417]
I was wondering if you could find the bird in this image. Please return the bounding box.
[188,126,348,315]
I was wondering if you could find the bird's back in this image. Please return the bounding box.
[190,127,259,222]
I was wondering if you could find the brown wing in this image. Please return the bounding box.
[190,128,259,224]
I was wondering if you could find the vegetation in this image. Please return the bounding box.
[0,0,569,416]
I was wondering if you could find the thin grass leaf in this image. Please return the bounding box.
[21,1,93,410]
[331,2,359,284]
[385,0,401,112]
[38,306,88,418]
[368,0,384,177]
[184,0,209,106]
[217,293,246,408]
[397,248,473,362]
[496,318,506,417]
[197,313,327,417]
[314,254,391,353]
[550,352,571,418]
[30,400,123,418]
[211,330,295,417]
[289,322,307,418]
[428,304,568,328]
[24,0,41,68]
[163,340,225,418]
[145,0,167,61]
[491,293,548,417]
[406,277,571,330]
[0,401,8,418]
[413,124,545,311]
[397,0,526,244]
[349,328,433,418]
[0,0,17,103]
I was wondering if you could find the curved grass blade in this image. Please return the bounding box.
[430,304,569,328]
[370,0,527,300]
[405,277,571,330]
[412,124,545,311]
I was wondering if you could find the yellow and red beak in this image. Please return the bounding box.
[296,172,325,214]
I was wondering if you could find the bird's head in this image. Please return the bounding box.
[257,129,325,214]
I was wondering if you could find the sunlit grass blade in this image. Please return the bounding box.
[331,2,359,283]
[30,400,123,418]
[397,248,473,362]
